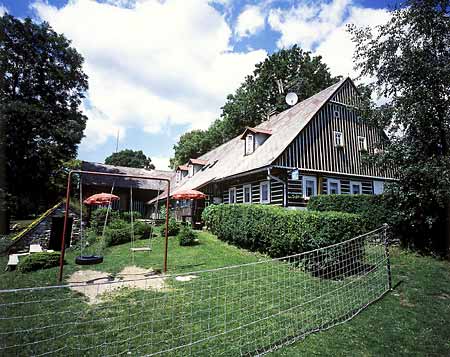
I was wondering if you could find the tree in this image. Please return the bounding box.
[0,14,88,230]
[170,46,340,168]
[105,149,155,169]
[349,0,450,255]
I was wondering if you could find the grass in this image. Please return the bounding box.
[0,229,449,356]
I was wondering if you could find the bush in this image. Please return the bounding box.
[121,211,143,222]
[91,208,120,234]
[18,252,62,273]
[202,204,364,267]
[307,194,389,231]
[104,219,132,246]
[178,226,198,246]
[162,218,180,237]
[134,221,153,240]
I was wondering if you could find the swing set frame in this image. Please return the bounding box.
[58,170,171,282]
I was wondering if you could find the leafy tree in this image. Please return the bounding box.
[105,149,155,169]
[0,14,88,230]
[170,46,339,168]
[349,0,450,255]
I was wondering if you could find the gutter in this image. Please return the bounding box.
[267,167,287,207]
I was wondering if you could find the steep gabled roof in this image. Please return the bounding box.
[188,158,208,165]
[155,78,348,198]
[177,165,189,171]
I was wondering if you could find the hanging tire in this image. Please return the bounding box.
[75,255,104,265]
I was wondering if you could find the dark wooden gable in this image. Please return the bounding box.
[274,79,394,178]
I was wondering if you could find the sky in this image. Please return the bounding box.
[1,0,394,170]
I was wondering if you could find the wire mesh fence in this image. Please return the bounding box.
[0,226,391,356]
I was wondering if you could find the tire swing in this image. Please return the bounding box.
[75,176,118,266]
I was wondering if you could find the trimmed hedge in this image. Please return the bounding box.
[307,194,389,231]
[202,204,364,258]
[18,252,62,273]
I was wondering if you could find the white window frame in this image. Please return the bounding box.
[350,181,362,195]
[302,176,317,199]
[334,131,344,147]
[334,110,340,119]
[243,184,252,204]
[188,165,194,177]
[228,187,236,204]
[260,181,270,204]
[245,134,254,155]
[176,170,181,183]
[358,136,367,151]
[327,178,341,195]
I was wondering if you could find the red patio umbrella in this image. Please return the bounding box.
[172,189,206,200]
[83,193,120,206]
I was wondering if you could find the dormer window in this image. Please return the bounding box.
[188,165,194,177]
[358,136,367,151]
[246,134,254,155]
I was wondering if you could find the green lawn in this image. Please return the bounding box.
[0,231,449,356]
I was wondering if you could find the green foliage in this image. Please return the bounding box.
[349,1,450,254]
[202,204,363,258]
[18,252,62,273]
[170,46,339,168]
[121,211,143,222]
[133,221,153,240]
[0,15,88,218]
[162,218,180,237]
[104,219,131,247]
[178,226,198,246]
[307,194,389,231]
[105,149,155,169]
[91,208,120,234]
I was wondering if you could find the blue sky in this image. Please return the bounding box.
[1,0,394,170]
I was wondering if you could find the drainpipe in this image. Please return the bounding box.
[267,167,287,207]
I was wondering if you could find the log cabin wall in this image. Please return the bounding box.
[274,80,395,179]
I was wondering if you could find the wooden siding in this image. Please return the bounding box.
[275,80,394,178]
[222,178,284,205]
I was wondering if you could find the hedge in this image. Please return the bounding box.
[18,252,62,273]
[307,194,389,231]
[104,219,153,247]
[178,226,198,246]
[202,204,364,258]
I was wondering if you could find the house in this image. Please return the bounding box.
[81,161,175,216]
[154,77,396,218]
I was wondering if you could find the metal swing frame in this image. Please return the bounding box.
[58,170,171,282]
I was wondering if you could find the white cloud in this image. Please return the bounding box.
[235,5,265,38]
[0,4,7,15]
[151,156,171,171]
[268,0,389,78]
[32,0,267,151]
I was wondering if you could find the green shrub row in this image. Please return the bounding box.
[90,208,143,234]
[307,194,389,231]
[18,252,62,273]
[202,204,364,258]
[104,219,154,247]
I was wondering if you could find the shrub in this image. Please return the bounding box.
[121,211,143,222]
[178,226,198,246]
[104,219,132,246]
[307,194,389,231]
[203,204,363,257]
[134,221,153,240]
[162,218,180,237]
[91,208,120,234]
[18,252,62,273]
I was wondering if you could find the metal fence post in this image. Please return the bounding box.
[383,223,393,290]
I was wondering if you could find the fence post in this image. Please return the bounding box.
[383,224,392,290]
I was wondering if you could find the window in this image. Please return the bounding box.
[327,178,341,194]
[228,187,236,204]
[302,176,317,199]
[188,165,194,177]
[334,131,344,147]
[290,169,299,181]
[358,136,367,151]
[243,184,252,204]
[334,110,340,119]
[260,181,270,204]
[350,181,362,195]
[176,170,181,183]
[245,134,254,155]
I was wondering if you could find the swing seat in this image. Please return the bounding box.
[75,255,104,265]
[130,247,152,252]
